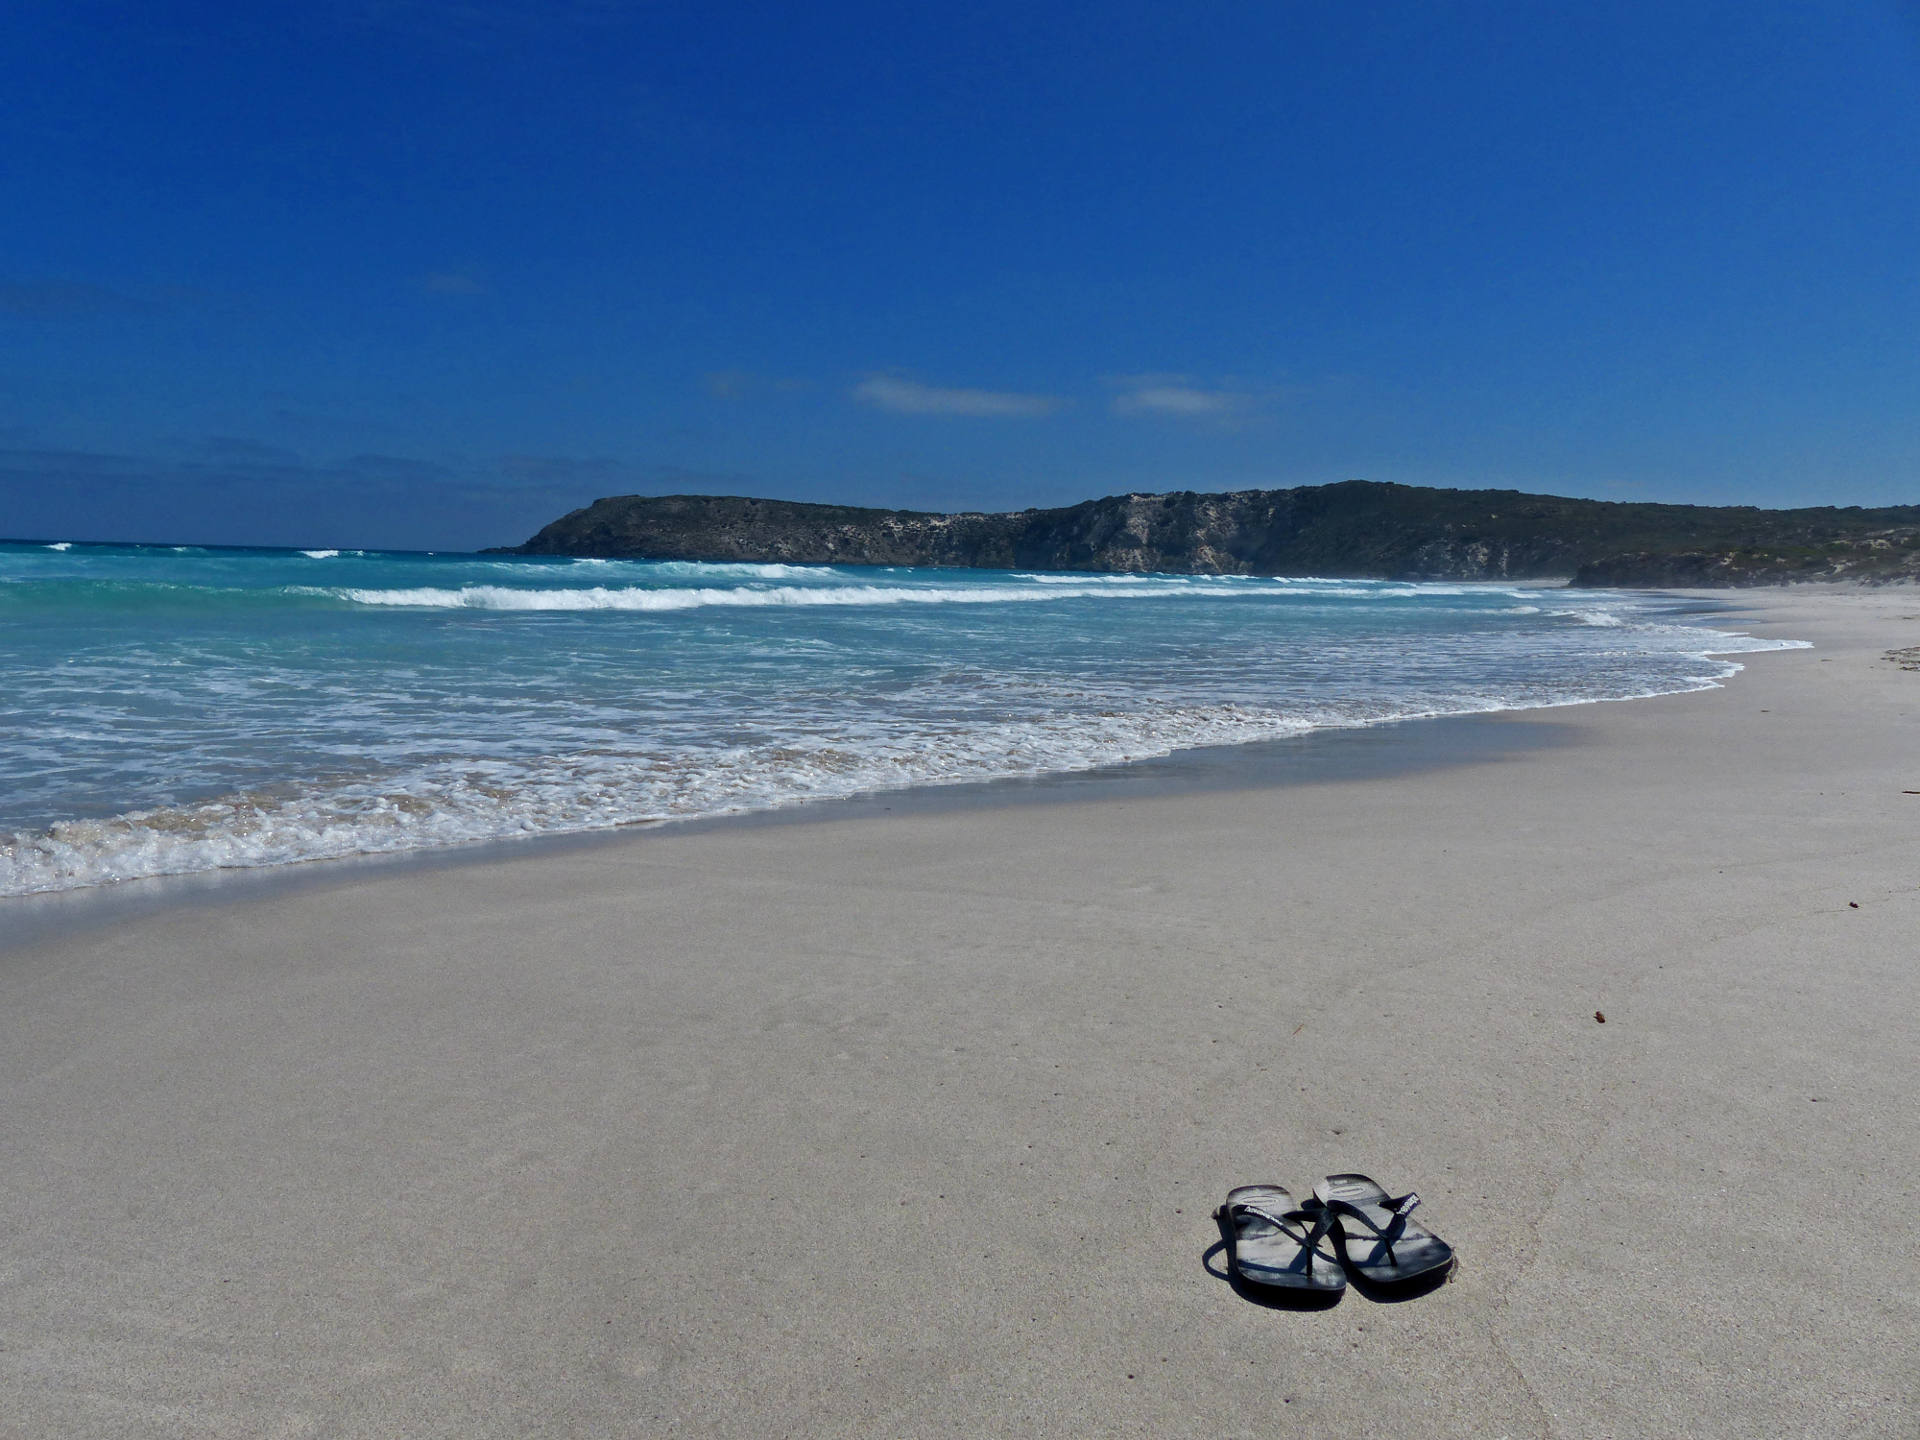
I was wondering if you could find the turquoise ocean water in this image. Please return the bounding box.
[0,539,1802,896]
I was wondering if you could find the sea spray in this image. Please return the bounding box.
[0,541,1805,895]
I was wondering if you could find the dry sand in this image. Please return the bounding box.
[2,588,1916,1438]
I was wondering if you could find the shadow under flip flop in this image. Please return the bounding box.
[1205,1213,1458,1308]
[1341,1257,1456,1304]
[1201,1231,1346,1312]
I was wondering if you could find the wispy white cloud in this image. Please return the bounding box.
[498,453,625,487]
[0,440,649,549]
[853,376,1063,418]
[424,270,487,295]
[0,277,215,320]
[1107,374,1255,418]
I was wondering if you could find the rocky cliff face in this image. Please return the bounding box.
[503,481,1920,585]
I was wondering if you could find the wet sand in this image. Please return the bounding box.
[2,588,1916,1438]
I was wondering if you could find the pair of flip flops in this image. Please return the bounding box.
[1215,1173,1454,1293]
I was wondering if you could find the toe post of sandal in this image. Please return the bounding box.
[1311,1172,1456,1287]
[1214,1184,1348,1295]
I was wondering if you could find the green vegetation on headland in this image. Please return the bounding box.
[500,481,1920,586]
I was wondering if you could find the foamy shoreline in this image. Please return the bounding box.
[0,615,1800,899]
[0,705,1567,957]
[0,545,1800,898]
[1,588,1915,1437]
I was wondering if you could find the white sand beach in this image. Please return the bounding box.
[2,587,1916,1439]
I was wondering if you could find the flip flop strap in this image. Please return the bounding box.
[1325,1192,1420,1263]
[1327,1191,1418,1230]
[1229,1201,1334,1251]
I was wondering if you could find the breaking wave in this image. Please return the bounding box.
[0,703,1328,894]
[323,580,1266,611]
[0,545,1809,897]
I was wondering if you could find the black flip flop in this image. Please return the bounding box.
[1312,1173,1455,1285]
[1214,1184,1346,1293]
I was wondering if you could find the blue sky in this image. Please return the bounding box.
[2,1,1917,549]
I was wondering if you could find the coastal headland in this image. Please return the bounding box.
[2,587,1916,1437]
[502,481,1920,586]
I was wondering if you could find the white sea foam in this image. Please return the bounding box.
[1016,572,1162,584]
[1008,574,1526,599]
[0,702,1321,894]
[642,561,839,580]
[0,629,1807,898]
[301,549,341,560]
[45,542,71,551]
[1554,608,1625,626]
[323,580,1261,611]
[0,546,1813,899]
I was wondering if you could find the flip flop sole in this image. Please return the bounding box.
[1218,1185,1347,1292]
[1314,1173,1455,1285]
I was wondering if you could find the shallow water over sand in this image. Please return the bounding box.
[0,540,1801,893]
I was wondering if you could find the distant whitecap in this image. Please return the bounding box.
[327,581,1260,611]
[0,546,1809,897]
